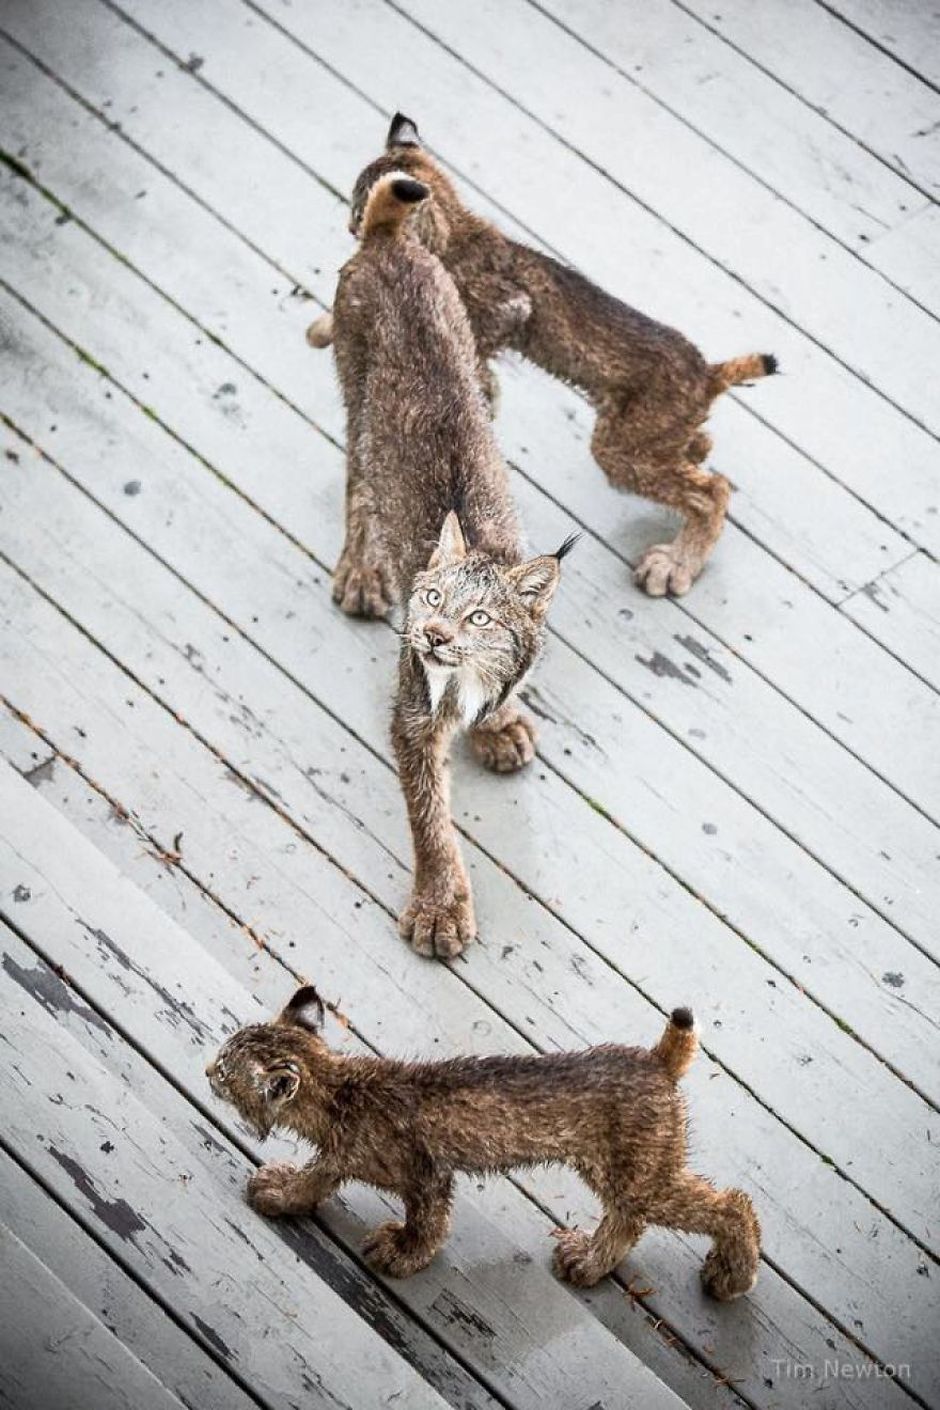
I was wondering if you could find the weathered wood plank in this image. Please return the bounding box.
[0,1220,188,1410]
[391,0,940,434]
[3,199,939,1083]
[0,458,937,1407]
[0,1147,260,1410]
[866,204,940,321]
[536,0,926,251]
[0,937,457,1410]
[0,30,917,606]
[677,0,940,204]
[0,756,925,1409]
[823,0,940,89]
[8,0,939,559]
[841,551,940,691]
[0,797,686,1410]
[230,0,940,538]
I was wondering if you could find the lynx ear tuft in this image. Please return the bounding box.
[279,984,326,1033]
[387,112,422,149]
[428,511,467,568]
[554,531,581,562]
[507,554,561,620]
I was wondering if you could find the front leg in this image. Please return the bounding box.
[247,1158,341,1218]
[470,696,537,774]
[333,409,397,620]
[363,1171,455,1278]
[392,684,475,958]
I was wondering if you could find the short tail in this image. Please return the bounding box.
[360,171,429,239]
[652,1007,698,1082]
[708,352,777,398]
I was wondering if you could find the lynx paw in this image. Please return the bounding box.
[362,1221,434,1278]
[634,543,700,598]
[306,312,334,348]
[700,1247,759,1302]
[247,1162,305,1218]
[551,1228,607,1288]
[399,884,475,959]
[471,711,537,774]
[332,556,395,619]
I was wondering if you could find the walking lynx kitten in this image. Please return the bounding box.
[331,170,573,957]
[310,115,777,597]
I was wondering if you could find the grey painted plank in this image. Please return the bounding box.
[677,0,940,202]
[232,0,940,542]
[8,0,939,561]
[0,1146,260,1410]
[824,0,940,89]
[0,753,923,1410]
[866,204,940,321]
[0,452,937,1406]
[0,1221,187,1410]
[841,551,940,691]
[391,0,940,435]
[0,732,748,1410]
[3,188,939,1084]
[535,0,926,251]
[0,936,456,1410]
[0,787,685,1410]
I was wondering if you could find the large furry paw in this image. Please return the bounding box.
[700,1247,759,1302]
[551,1228,608,1288]
[332,555,395,619]
[399,881,475,959]
[470,711,537,774]
[634,543,701,598]
[362,1221,435,1278]
[247,1162,306,1218]
[306,312,333,348]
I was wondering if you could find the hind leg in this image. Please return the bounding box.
[649,1173,761,1300]
[591,408,728,597]
[469,696,537,774]
[552,1206,647,1287]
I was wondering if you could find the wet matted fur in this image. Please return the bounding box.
[330,169,573,958]
[309,114,778,597]
[208,987,761,1298]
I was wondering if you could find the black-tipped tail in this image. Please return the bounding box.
[761,354,779,376]
[653,1007,698,1081]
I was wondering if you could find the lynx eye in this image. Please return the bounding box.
[468,610,491,627]
[425,588,442,607]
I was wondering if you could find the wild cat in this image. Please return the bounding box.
[330,169,574,958]
[309,114,777,598]
[208,986,761,1298]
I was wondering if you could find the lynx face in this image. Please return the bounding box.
[403,512,570,726]
[206,987,326,1139]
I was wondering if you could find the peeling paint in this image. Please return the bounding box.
[49,1145,147,1246]
[3,953,112,1038]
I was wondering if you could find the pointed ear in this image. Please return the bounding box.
[278,985,325,1033]
[506,554,561,620]
[428,511,466,569]
[261,1062,300,1107]
[387,112,422,149]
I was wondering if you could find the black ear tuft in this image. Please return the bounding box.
[554,532,581,562]
[391,177,429,204]
[387,112,421,149]
[282,984,325,1033]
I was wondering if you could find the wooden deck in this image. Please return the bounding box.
[1,1,938,1406]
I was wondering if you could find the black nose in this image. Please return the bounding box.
[424,626,452,649]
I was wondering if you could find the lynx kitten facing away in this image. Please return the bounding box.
[310,114,777,598]
[207,987,761,1300]
[330,169,574,958]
